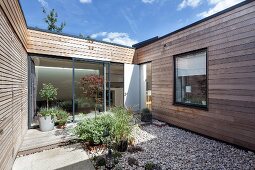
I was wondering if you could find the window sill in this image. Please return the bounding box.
[173,102,208,111]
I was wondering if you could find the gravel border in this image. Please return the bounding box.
[115,124,255,170]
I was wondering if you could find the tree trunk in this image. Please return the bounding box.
[47,99,49,110]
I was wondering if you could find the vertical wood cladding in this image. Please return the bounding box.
[0,5,28,170]
[134,1,255,150]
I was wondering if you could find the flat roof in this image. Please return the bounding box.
[132,0,253,49]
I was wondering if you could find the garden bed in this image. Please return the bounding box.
[85,123,255,170]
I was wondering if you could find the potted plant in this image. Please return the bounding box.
[141,108,152,123]
[38,107,55,132]
[38,83,58,132]
[56,109,69,129]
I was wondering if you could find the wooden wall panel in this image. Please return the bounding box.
[27,29,135,64]
[134,1,255,151]
[0,0,27,49]
[0,5,28,170]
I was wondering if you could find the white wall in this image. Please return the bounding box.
[124,64,140,111]
[140,64,147,109]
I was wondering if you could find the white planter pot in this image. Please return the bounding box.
[39,115,54,132]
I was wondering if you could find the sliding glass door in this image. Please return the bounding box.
[29,55,125,128]
[74,59,104,121]
[31,57,73,127]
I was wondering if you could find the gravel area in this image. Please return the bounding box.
[115,124,255,170]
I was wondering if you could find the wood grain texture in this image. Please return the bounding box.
[0,0,27,49]
[0,5,28,170]
[27,29,135,64]
[134,1,255,151]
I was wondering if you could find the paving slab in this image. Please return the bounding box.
[13,144,95,170]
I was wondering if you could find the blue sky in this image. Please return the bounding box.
[20,0,244,46]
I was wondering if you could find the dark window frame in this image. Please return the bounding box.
[173,48,208,110]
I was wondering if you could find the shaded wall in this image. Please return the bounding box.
[0,2,28,169]
[134,1,255,150]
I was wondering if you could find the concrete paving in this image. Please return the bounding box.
[13,144,95,170]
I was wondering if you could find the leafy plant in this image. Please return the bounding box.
[145,162,162,170]
[95,156,106,167]
[39,83,58,110]
[80,75,104,116]
[74,114,113,145]
[56,109,69,126]
[111,107,133,143]
[128,157,139,167]
[43,8,66,32]
[141,108,152,123]
[38,107,58,117]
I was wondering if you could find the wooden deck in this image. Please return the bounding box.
[18,123,76,156]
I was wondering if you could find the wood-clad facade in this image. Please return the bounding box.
[0,1,28,170]
[0,0,255,169]
[134,1,255,151]
[27,29,135,64]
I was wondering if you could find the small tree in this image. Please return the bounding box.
[39,83,58,110]
[80,75,104,115]
[43,8,66,32]
[79,33,91,39]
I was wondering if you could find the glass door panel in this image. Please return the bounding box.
[32,56,73,127]
[74,60,104,121]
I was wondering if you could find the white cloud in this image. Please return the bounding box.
[80,0,92,4]
[142,0,156,4]
[198,0,244,18]
[178,0,202,10]
[38,0,48,7]
[91,32,138,47]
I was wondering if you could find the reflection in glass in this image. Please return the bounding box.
[74,61,104,120]
[175,50,207,107]
[32,57,73,126]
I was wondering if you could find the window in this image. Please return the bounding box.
[174,49,207,108]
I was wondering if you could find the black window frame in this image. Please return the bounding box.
[173,48,208,110]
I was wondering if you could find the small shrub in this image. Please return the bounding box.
[141,108,152,122]
[39,83,58,109]
[74,114,113,145]
[127,157,139,167]
[95,156,106,167]
[55,109,69,126]
[111,106,133,143]
[38,107,58,117]
[145,162,162,170]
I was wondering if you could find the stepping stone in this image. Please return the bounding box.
[13,143,95,170]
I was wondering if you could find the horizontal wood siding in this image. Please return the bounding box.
[0,0,27,49]
[27,29,135,64]
[134,1,255,150]
[0,4,28,170]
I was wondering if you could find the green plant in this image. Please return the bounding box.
[38,107,58,117]
[56,109,69,126]
[95,156,106,167]
[127,157,139,167]
[111,107,133,143]
[145,162,162,170]
[39,83,58,110]
[141,108,152,122]
[43,8,66,32]
[74,114,113,145]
